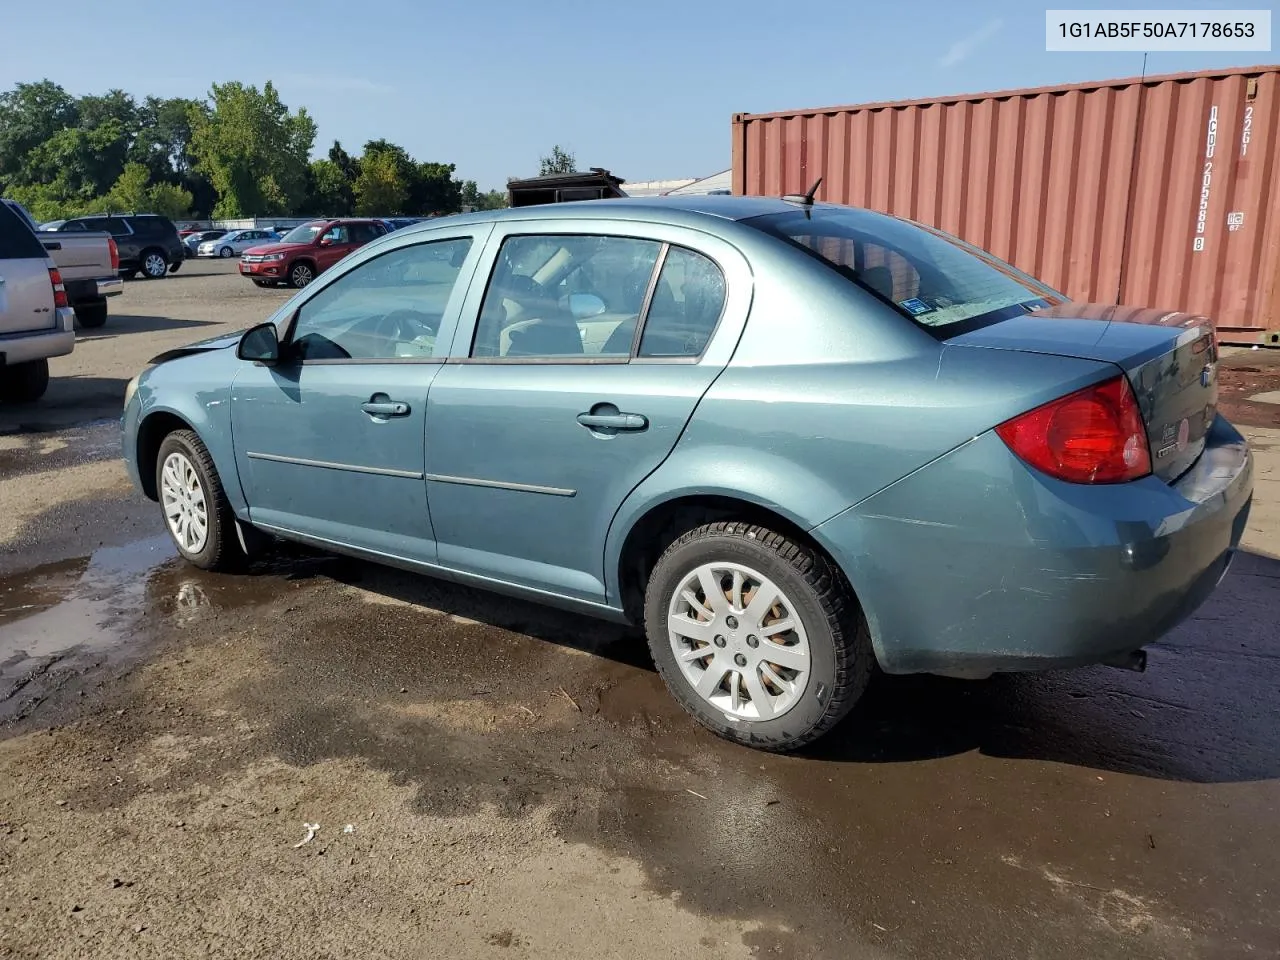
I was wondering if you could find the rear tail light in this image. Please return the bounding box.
[995,374,1151,484]
[108,237,119,271]
[48,268,68,309]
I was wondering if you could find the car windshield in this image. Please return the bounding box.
[745,207,1066,337]
[282,223,324,244]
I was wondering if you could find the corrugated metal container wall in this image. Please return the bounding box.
[733,65,1280,344]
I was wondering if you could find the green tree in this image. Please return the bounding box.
[478,188,508,210]
[103,162,192,218]
[353,150,409,215]
[306,158,353,215]
[105,161,151,211]
[413,161,461,214]
[0,81,79,187]
[189,81,315,217]
[539,144,576,175]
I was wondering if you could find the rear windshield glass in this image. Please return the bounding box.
[0,200,46,260]
[282,223,324,244]
[745,207,1066,338]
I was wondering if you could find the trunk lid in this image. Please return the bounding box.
[950,303,1218,482]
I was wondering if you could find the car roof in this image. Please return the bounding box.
[393,195,808,236]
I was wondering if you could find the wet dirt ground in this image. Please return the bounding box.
[1,269,1279,959]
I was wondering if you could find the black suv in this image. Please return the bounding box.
[58,214,184,279]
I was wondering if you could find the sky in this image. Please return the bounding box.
[1,0,1272,191]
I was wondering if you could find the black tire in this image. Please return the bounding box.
[74,301,108,328]
[155,429,243,571]
[218,246,233,259]
[644,521,872,752]
[288,260,315,289]
[140,249,168,279]
[0,359,50,403]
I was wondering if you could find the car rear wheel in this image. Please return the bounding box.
[644,521,872,752]
[219,246,233,258]
[156,430,241,571]
[0,359,50,404]
[141,250,168,279]
[288,261,314,288]
[74,301,108,328]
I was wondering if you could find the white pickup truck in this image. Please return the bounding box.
[2,199,121,328]
[0,199,76,402]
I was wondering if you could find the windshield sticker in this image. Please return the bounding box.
[899,298,931,316]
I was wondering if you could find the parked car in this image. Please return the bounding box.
[198,228,276,259]
[122,196,1253,752]
[3,199,122,328]
[237,218,388,288]
[39,219,66,232]
[0,199,75,402]
[58,213,184,279]
[382,217,424,231]
[184,229,227,258]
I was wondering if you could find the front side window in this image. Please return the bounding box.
[322,224,351,244]
[471,235,661,359]
[289,237,474,361]
[745,207,1065,338]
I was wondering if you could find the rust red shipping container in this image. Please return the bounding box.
[732,65,1280,345]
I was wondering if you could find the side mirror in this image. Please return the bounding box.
[319,237,333,247]
[237,322,281,365]
[568,292,607,319]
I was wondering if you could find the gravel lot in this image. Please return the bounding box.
[1,262,1279,959]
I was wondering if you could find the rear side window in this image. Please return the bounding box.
[0,201,45,259]
[637,247,727,358]
[746,207,1065,338]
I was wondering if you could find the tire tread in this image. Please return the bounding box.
[158,429,242,571]
[644,521,872,752]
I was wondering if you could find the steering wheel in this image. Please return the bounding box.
[372,308,440,346]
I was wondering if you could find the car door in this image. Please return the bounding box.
[229,227,490,559]
[424,221,751,603]
[315,223,356,271]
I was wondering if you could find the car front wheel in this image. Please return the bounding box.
[288,262,314,288]
[644,521,873,752]
[156,430,241,571]
[219,246,233,258]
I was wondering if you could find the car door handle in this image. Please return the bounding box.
[362,400,411,417]
[42,241,62,251]
[577,411,648,431]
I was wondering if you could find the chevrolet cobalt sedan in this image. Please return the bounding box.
[121,196,1252,752]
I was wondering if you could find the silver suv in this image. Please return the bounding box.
[0,200,74,402]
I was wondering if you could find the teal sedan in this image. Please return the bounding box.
[121,196,1252,752]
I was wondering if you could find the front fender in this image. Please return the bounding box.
[127,352,245,516]
[602,443,853,605]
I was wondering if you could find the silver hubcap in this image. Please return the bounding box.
[146,254,166,276]
[293,265,312,286]
[220,247,232,258]
[161,452,209,554]
[667,562,810,721]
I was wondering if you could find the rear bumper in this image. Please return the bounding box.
[0,309,76,364]
[63,277,122,304]
[814,415,1254,677]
